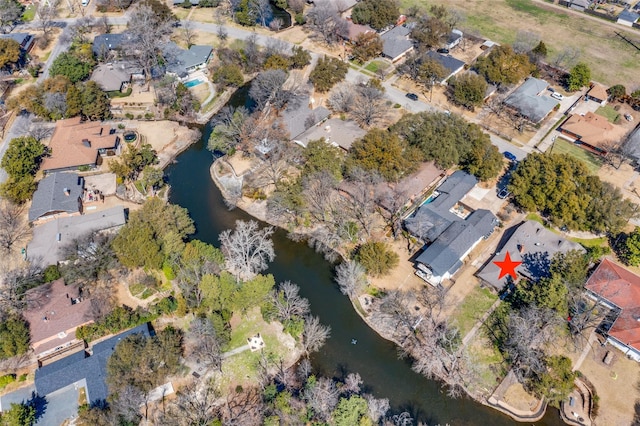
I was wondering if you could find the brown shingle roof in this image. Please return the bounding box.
[41,118,119,172]
[23,279,94,355]
[560,112,626,149]
[585,258,640,352]
[587,83,608,102]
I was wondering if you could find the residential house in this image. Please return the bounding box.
[293,118,366,150]
[164,43,213,79]
[29,172,84,222]
[309,0,358,13]
[424,51,466,84]
[340,20,375,43]
[0,33,35,54]
[35,323,153,405]
[617,8,640,27]
[377,162,444,213]
[585,83,609,106]
[503,77,558,123]
[414,209,498,286]
[623,125,640,166]
[92,33,131,59]
[90,62,143,92]
[381,25,414,63]
[584,258,640,361]
[280,92,331,141]
[477,220,584,291]
[560,0,592,12]
[558,112,627,155]
[23,279,94,358]
[480,40,499,51]
[27,206,126,266]
[40,117,120,173]
[444,29,463,50]
[404,170,478,242]
[172,0,199,5]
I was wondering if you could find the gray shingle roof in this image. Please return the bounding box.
[477,220,585,291]
[424,51,466,77]
[381,25,414,60]
[504,77,557,123]
[35,323,152,404]
[29,173,84,222]
[92,33,129,57]
[90,63,132,92]
[618,8,640,23]
[415,209,497,277]
[165,43,213,77]
[0,33,34,52]
[281,91,331,140]
[293,118,366,150]
[404,171,478,241]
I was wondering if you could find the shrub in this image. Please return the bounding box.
[125,112,134,119]
[162,262,176,280]
[42,264,61,283]
[354,241,399,277]
[0,374,16,390]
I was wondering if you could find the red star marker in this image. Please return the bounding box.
[493,251,522,280]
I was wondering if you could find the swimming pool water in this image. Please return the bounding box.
[184,78,204,88]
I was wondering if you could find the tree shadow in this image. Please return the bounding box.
[26,391,48,421]
[521,251,551,281]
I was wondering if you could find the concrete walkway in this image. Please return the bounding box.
[573,331,597,372]
[221,344,250,359]
[462,298,502,346]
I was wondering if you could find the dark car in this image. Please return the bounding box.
[406,93,419,101]
[497,188,510,199]
[437,48,449,54]
[503,151,517,161]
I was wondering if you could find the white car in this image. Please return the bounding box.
[551,92,564,101]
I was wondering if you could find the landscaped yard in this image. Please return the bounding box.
[451,286,498,337]
[551,139,602,174]
[595,105,621,124]
[399,0,640,87]
[466,335,507,396]
[22,5,36,21]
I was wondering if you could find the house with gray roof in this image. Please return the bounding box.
[92,33,131,58]
[35,323,152,405]
[310,0,358,13]
[165,43,213,78]
[503,77,558,123]
[618,8,640,26]
[280,92,331,140]
[477,220,584,291]
[415,209,498,286]
[404,171,478,242]
[90,62,143,92]
[294,118,366,150]
[29,173,84,222]
[445,29,463,50]
[28,206,126,266]
[0,33,35,53]
[424,51,466,84]
[381,25,414,62]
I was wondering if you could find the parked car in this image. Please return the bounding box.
[551,92,564,101]
[498,188,510,199]
[625,113,634,122]
[437,48,449,54]
[406,93,419,101]
[503,151,517,161]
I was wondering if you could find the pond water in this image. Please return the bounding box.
[164,90,564,425]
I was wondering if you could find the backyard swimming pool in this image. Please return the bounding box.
[184,78,205,88]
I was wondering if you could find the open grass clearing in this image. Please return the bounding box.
[570,236,608,248]
[450,286,498,337]
[551,139,602,174]
[466,334,507,396]
[22,5,36,21]
[595,105,621,124]
[401,0,640,87]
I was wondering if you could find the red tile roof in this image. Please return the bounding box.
[23,279,94,355]
[585,258,640,351]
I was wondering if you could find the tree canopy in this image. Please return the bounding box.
[449,72,488,110]
[391,112,503,181]
[0,315,30,360]
[567,62,591,91]
[0,39,20,70]
[347,129,419,182]
[351,32,383,64]
[508,153,637,233]
[475,45,535,86]
[355,241,399,277]
[49,52,93,83]
[351,0,399,31]
[303,139,344,181]
[0,136,46,204]
[309,56,349,93]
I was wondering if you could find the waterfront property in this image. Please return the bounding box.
[41,118,120,173]
[293,118,366,151]
[164,43,213,79]
[23,279,94,359]
[90,62,144,92]
[477,220,584,291]
[585,258,640,362]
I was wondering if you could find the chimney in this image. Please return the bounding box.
[63,188,70,196]
[82,139,91,148]
[99,127,103,136]
[518,244,525,253]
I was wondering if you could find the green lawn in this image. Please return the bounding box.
[595,105,621,124]
[22,5,36,21]
[551,139,602,174]
[569,236,607,248]
[450,286,498,338]
[465,335,507,395]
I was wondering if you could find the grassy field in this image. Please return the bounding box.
[400,0,640,87]
[450,286,498,337]
[466,335,507,396]
[22,5,36,21]
[551,139,602,174]
[596,105,621,123]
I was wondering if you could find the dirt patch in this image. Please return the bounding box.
[598,162,640,206]
[125,120,201,169]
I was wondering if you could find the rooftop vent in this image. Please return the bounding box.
[82,139,91,148]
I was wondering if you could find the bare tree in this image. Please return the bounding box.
[0,201,30,253]
[112,385,145,424]
[341,168,381,237]
[341,372,362,395]
[249,69,289,110]
[59,233,120,286]
[0,0,23,32]
[327,82,357,113]
[303,377,339,421]
[301,315,331,355]
[302,170,340,225]
[271,281,310,322]
[219,220,275,281]
[160,380,221,426]
[98,15,111,34]
[182,21,197,48]
[247,141,301,191]
[552,47,581,70]
[252,0,271,27]
[512,30,540,54]
[365,394,390,423]
[187,317,223,371]
[36,0,59,40]
[351,86,387,127]
[335,260,367,298]
[126,4,174,81]
[376,187,409,239]
[306,4,347,45]
[0,264,43,314]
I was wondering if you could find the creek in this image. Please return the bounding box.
[165,91,564,425]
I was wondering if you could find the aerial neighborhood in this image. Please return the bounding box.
[2,0,640,424]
